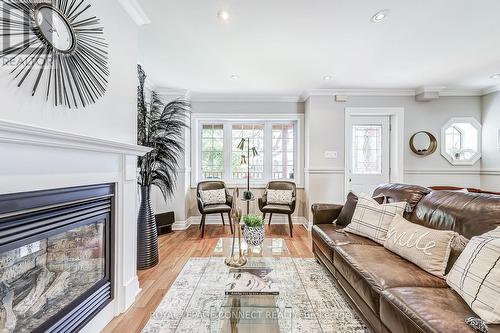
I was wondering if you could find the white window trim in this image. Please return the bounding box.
[191,113,305,188]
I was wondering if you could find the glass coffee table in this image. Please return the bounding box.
[212,237,291,258]
[173,238,322,332]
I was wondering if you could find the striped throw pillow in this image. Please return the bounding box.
[447,227,500,324]
[344,194,408,245]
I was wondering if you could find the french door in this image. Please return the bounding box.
[347,116,390,195]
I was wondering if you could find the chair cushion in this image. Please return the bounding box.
[380,287,500,333]
[261,204,292,214]
[203,204,232,214]
[334,244,447,314]
[199,189,226,205]
[266,189,293,204]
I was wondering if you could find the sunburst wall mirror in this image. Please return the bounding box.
[0,0,109,109]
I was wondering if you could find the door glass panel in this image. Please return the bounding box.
[352,125,382,174]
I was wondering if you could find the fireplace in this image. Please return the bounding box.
[0,184,114,333]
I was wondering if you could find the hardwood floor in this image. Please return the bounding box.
[102,223,313,333]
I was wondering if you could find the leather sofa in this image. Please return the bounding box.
[312,183,500,333]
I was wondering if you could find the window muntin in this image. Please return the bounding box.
[201,124,224,179]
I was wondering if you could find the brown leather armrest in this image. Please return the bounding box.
[311,203,343,225]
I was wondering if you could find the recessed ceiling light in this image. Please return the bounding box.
[491,74,500,79]
[218,10,230,21]
[231,74,240,80]
[323,75,332,81]
[371,10,389,23]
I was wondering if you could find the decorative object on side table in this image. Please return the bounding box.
[236,138,259,201]
[137,65,190,270]
[0,0,108,108]
[242,215,265,247]
[225,188,247,268]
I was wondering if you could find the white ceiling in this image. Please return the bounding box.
[137,0,500,97]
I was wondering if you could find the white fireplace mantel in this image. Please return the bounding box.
[0,119,151,156]
[0,118,151,332]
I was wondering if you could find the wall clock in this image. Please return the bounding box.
[0,0,109,109]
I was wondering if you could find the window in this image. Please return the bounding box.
[352,125,382,174]
[201,124,224,179]
[272,124,295,179]
[194,118,301,185]
[231,124,265,180]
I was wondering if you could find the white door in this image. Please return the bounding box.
[347,116,390,195]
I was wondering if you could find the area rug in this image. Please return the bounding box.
[142,257,367,333]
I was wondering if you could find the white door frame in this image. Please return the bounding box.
[344,107,405,198]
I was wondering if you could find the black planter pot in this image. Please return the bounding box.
[137,186,159,270]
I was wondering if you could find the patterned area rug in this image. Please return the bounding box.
[142,257,367,333]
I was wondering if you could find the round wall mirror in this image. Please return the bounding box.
[410,131,437,156]
[441,117,482,165]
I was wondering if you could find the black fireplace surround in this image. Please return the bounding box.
[0,184,114,333]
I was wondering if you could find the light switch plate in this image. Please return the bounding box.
[324,151,338,159]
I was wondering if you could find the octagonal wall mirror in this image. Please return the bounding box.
[441,117,482,165]
[410,131,437,156]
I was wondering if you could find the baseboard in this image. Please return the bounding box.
[172,215,311,231]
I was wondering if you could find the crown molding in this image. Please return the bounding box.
[302,88,416,100]
[155,87,190,98]
[440,89,483,97]
[189,93,302,103]
[118,0,151,26]
[481,85,500,96]
[145,85,499,104]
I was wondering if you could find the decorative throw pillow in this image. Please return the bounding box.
[336,192,386,227]
[200,189,226,205]
[384,215,457,278]
[445,234,469,275]
[267,189,293,205]
[344,194,408,245]
[447,227,500,324]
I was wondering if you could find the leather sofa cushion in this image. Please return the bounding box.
[312,224,379,264]
[334,245,447,314]
[380,287,500,333]
[372,183,430,216]
[410,190,500,239]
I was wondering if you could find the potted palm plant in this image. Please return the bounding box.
[242,215,265,246]
[136,65,190,270]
